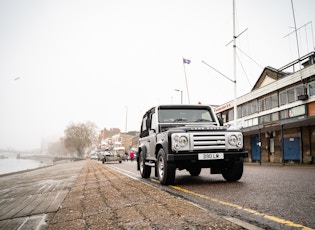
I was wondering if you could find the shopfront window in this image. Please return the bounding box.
[271,112,279,121]
[259,114,271,123]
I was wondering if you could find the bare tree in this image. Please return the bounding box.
[64,121,98,156]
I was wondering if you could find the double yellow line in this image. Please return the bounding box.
[170,185,312,230]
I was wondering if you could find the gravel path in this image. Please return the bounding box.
[48,160,242,229]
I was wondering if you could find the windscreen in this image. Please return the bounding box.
[158,108,214,123]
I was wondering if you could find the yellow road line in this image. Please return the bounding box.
[170,185,312,230]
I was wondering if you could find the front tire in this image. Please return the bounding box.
[157,149,175,185]
[222,160,243,181]
[139,151,151,178]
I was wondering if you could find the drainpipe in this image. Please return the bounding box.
[309,125,313,164]
[281,125,284,165]
[300,126,304,164]
[259,129,262,165]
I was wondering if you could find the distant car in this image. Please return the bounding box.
[102,150,122,164]
[90,154,98,160]
[97,151,104,161]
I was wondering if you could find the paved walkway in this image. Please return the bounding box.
[0,160,243,229]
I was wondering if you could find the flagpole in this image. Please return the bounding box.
[182,57,191,104]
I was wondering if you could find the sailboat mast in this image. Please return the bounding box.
[233,0,237,127]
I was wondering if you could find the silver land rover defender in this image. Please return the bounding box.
[137,104,248,185]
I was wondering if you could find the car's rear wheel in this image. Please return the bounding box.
[139,151,151,178]
[222,160,243,181]
[157,149,175,185]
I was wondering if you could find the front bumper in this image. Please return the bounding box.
[167,151,248,162]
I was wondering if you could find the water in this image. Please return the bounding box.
[0,152,44,175]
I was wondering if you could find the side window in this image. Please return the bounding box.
[140,116,149,137]
[151,112,157,131]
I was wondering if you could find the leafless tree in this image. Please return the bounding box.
[64,121,98,156]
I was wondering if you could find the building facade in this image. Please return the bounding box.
[98,128,139,152]
[216,52,315,164]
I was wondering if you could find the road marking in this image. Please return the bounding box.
[171,185,312,230]
[106,165,139,180]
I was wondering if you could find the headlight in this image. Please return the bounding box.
[228,135,238,146]
[228,133,243,148]
[178,136,188,147]
[172,133,189,151]
[237,133,243,147]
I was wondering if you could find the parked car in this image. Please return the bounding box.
[90,154,98,160]
[97,151,104,161]
[102,150,122,164]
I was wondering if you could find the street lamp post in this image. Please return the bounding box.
[175,89,183,104]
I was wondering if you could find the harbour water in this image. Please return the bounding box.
[0,152,44,175]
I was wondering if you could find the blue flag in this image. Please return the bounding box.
[183,58,191,64]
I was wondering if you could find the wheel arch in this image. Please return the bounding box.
[155,140,169,159]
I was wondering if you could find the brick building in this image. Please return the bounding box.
[98,128,139,152]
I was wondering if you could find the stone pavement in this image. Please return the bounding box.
[0,159,244,229]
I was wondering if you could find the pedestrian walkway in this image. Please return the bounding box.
[0,160,243,229]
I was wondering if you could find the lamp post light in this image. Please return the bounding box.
[175,89,183,104]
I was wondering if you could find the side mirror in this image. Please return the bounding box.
[140,130,149,138]
[217,116,223,126]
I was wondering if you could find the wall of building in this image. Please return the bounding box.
[245,125,315,164]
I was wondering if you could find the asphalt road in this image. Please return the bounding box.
[108,160,315,230]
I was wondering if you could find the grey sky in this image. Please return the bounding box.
[1,0,314,150]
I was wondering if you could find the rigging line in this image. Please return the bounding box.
[236,47,264,69]
[236,51,253,88]
[305,25,309,52]
[310,21,315,50]
[283,21,312,38]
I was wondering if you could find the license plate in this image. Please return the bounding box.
[198,153,224,160]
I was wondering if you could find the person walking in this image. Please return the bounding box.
[129,151,134,161]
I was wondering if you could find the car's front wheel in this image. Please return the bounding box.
[157,148,175,185]
[221,160,243,181]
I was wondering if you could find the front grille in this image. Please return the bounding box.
[192,132,226,150]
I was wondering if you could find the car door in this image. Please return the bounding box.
[147,111,157,159]
[139,111,156,160]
